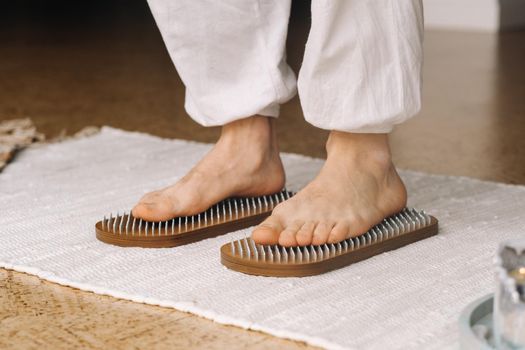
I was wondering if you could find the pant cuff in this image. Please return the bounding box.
[342,124,394,134]
[257,103,280,118]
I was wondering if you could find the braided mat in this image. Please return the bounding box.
[2,127,523,350]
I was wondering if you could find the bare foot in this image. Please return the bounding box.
[132,116,285,221]
[251,132,407,246]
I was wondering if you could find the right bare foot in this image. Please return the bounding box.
[132,116,285,221]
[252,132,407,247]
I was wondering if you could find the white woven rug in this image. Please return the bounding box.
[1,127,524,350]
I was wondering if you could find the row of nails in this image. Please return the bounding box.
[230,208,431,263]
[101,190,295,235]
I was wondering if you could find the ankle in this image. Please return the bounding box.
[220,115,275,145]
[326,131,392,170]
[214,116,282,172]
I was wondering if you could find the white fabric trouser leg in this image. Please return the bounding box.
[299,0,424,133]
[147,0,423,133]
[146,0,297,127]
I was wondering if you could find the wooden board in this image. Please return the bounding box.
[95,191,294,248]
[221,212,438,277]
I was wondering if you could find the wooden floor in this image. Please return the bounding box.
[1,1,524,348]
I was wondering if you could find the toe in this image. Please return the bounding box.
[137,190,162,205]
[312,221,334,246]
[252,215,284,245]
[296,221,316,246]
[278,220,304,247]
[327,222,350,244]
[132,193,175,221]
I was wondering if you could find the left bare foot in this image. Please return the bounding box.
[251,131,407,247]
[132,116,285,221]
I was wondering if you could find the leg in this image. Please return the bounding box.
[252,0,423,246]
[133,0,296,221]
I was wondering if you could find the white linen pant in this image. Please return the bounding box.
[147,0,424,133]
